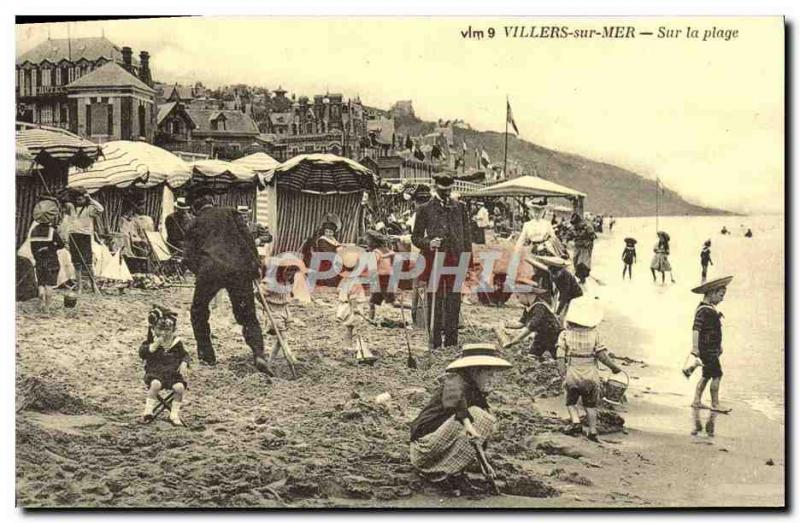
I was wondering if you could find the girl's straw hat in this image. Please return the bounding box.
[446,343,513,372]
[565,296,604,328]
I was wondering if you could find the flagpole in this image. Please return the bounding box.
[503,96,509,180]
[656,174,660,231]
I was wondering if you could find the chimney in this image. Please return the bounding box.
[139,51,153,87]
[121,46,133,72]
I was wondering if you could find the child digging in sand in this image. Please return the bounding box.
[139,307,190,426]
[556,297,622,441]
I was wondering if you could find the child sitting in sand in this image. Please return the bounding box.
[556,297,622,441]
[139,307,190,426]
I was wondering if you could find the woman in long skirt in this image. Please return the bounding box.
[650,231,675,284]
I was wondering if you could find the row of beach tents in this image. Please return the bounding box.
[16,125,378,256]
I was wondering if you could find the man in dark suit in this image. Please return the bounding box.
[164,197,193,255]
[412,174,473,349]
[184,188,272,375]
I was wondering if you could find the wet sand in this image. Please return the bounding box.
[15,275,784,508]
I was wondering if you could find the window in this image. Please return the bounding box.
[40,104,52,124]
[88,102,112,135]
[42,68,51,87]
[139,105,147,138]
[54,68,61,86]
[306,122,313,134]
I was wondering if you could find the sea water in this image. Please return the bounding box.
[586,214,785,425]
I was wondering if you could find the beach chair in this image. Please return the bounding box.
[143,390,175,423]
[143,230,185,281]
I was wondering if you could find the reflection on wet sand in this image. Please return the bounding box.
[691,407,719,437]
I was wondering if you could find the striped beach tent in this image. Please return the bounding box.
[188,159,260,215]
[264,154,377,253]
[16,128,101,167]
[68,142,193,238]
[16,127,101,248]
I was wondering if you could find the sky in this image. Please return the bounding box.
[16,16,784,214]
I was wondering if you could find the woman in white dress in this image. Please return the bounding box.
[515,201,564,257]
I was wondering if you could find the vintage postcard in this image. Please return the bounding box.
[14,16,784,508]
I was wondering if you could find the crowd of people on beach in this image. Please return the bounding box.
[18,173,740,495]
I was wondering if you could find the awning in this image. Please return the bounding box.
[16,128,101,169]
[69,141,192,193]
[468,175,586,199]
[191,159,259,188]
[233,152,280,173]
[266,153,377,195]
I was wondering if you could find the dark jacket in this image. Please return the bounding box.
[693,303,722,356]
[552,267,583,311]
[164,210,193,252]
[411,197,473,280]
[409,372,489,442]
[184,206,259,279]
[139,338,190,379]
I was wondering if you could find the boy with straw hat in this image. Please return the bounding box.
[409,344,511,493]
[684,276,733,413]
[556,296,623,441]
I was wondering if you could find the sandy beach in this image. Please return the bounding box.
[15,215,785,508]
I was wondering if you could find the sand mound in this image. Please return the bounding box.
[17,373,91,415]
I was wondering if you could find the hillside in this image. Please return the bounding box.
[393,113,728,217]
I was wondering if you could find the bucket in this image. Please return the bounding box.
[63,292,78,308]
[602,371,629,405]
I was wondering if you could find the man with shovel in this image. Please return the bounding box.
[412,174,473,350]
[183,188,272,375]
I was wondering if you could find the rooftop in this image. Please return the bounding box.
[67,61,154,93]
[17,36,136,66]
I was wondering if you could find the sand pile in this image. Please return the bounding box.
[17,372,91,415]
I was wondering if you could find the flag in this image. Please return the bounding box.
[414,143,425,161]
[507,100,519,135]
[480,149,491,168]
[404,135,413,150]
[462,141,467,154]
[431,144,442,160]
